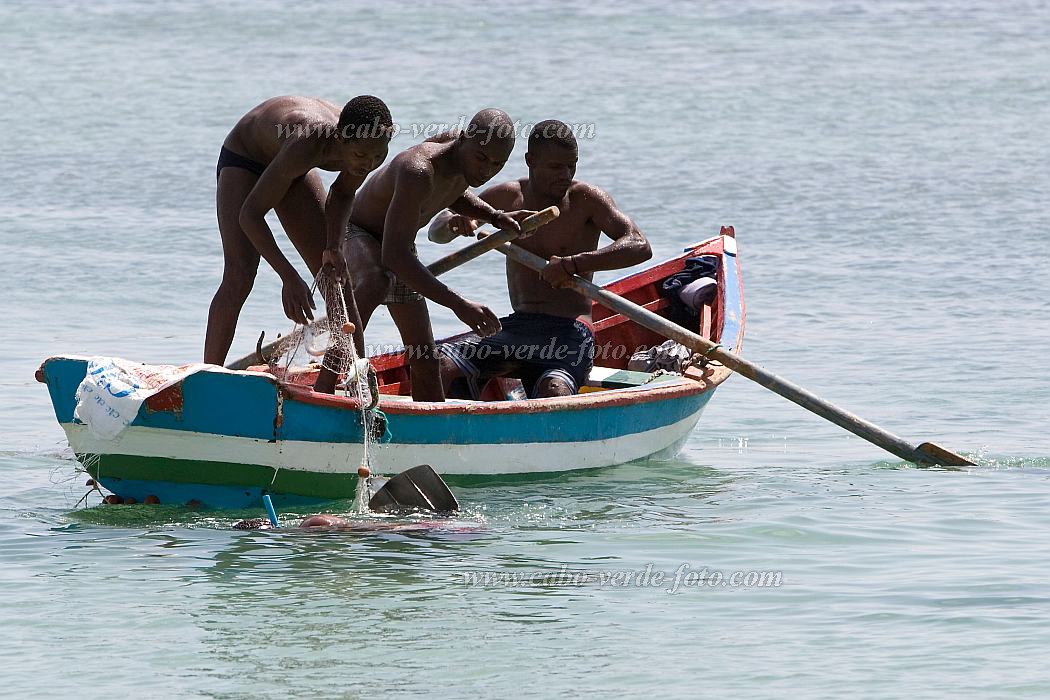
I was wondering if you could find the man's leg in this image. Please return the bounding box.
[438,351,466,395]
[534,370,577,398]
[520,318,594,399]
[205,168,262,365]
[388,299,444,402]
[342,232,391,331]
[273,170,327,275]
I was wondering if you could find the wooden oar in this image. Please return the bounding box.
[428,205,559,276]
[482,234,974,468]
[225,206,560,370]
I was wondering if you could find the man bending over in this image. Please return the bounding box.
[205,95,393,366]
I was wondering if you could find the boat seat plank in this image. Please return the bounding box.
[583,366,660,389]
[592,297,670,333]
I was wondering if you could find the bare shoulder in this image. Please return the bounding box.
[390,146,437,186]
[569,181,637,234]
[253,96,336,136]
[273,95,337,117]
[272,119,326,163]
[570,181,618,210]
[251,96,308,123]
[571,180,611,199]
[481,178,526,208]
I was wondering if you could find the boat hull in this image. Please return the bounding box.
[60,391,711,507]
[38,231,744,507]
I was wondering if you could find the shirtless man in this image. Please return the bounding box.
[429,119,652,399]
[313,109,535,400]
[205,95,394,366]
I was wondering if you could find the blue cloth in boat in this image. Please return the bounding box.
[661,255,719,320]
[439,312,595,399]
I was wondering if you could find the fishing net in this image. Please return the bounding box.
[264,271,384,512]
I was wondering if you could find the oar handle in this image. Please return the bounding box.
[481,235,973,468]
[426,206,559,277]
[226,207,560,370]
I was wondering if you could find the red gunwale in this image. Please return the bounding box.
[276,234,739,416]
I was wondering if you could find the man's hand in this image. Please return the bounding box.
[492,209,539,237]
[321,247,348,283]
[447,214,480,238]
[281,274,316,325]
[541,255,577,289]
[454,298,502,337]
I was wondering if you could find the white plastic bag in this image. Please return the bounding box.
[74,357,207,439]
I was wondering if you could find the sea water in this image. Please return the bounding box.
[2,1,1049,697]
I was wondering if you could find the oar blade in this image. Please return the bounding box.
[368,464,460,513]
[915,442,976,467]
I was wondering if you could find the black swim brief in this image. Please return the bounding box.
[439,312,595,399]
[216,146,266,179]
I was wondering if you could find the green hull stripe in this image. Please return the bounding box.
[84,453,359,499]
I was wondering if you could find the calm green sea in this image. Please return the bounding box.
[2,1,1049,697]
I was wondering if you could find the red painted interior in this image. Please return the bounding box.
[144,384,184,414]
[263,235,727,399]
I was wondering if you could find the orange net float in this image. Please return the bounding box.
[342,322,356,335]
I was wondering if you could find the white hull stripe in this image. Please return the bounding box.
[63,409,706,476]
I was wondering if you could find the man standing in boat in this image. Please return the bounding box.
[313,109,536,401]
[205,95,394,366]
[429,119,652,399]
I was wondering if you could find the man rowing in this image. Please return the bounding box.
[205,95,393,366]
[428,120,652,399]
[313,109,535,400]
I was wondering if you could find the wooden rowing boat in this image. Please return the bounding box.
[36,228,744,507]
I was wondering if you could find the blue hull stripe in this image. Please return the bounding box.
[43,358,714,445]
[375,392,712,445]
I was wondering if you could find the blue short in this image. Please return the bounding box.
[439,312,595,398]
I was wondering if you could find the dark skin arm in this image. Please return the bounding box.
[448,190,532,234]
[541,186,652,288]
[321,171,363,282]
[428,182,525,242]
[238,137,318,324]
[429,183,520,243]
[381,165,502,336]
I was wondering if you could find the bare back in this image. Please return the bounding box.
[349,140,469,237]
[223,96,342,167]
